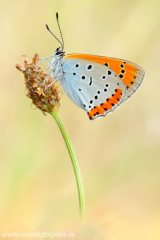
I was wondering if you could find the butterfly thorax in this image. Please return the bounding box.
[49,48,65,81]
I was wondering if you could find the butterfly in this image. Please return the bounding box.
[40,13,145,121]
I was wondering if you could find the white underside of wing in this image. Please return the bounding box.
[61,58,127,119]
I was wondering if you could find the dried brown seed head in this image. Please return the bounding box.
[16,54,62,114]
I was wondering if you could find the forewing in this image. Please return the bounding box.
[64,54,145,100]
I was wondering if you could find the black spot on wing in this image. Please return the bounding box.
[89,76,93,86]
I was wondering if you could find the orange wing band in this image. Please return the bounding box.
[64,54,138,88]
[87,88,122,119]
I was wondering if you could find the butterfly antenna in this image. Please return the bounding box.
[56,12,64,51]
[46,24,63,50]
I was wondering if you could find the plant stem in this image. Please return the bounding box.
[50,110,86,221]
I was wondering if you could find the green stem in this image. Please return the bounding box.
[50,110,86,221]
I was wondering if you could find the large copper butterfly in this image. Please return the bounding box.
[39,13,145,120]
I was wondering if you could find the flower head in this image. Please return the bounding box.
[16,54,61,114]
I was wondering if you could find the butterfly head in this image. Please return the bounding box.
[54,47,65,57]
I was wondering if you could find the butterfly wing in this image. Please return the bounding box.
[61,58,126,120]
[64,54,145,100]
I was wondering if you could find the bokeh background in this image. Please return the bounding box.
[1,0,160,239]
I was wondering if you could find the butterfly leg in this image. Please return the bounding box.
[44,65,51,71]
[35,59,47,66]
[35,56,54,68]
[45,75,62,89]
[40,70,52,86]
[37,56,53,65]
[39,56,53,60]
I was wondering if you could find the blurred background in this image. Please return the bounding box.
[0,0,160,239]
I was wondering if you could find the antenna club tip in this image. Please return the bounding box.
[56,12,58,19]
[46,24,49,30]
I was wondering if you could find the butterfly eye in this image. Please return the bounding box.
[75,64,80,68]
